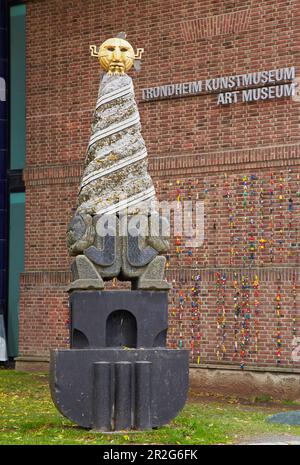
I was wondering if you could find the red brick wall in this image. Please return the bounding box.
[19,0,300,370]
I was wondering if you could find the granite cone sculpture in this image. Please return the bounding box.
[67,70,170,291]
[77,72,155,217]
[50,34,189,431]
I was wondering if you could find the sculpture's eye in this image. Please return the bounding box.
[120,47,128,52]
[107,46,115,51]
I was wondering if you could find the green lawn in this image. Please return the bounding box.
[0,369,300,445]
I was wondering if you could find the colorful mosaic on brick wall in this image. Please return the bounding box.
[156,168,300,368]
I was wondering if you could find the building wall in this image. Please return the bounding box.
[8,3,26,358]
[19,0,300,372]
[0,0,8,361]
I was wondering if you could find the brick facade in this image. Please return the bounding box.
[19,0,300,371]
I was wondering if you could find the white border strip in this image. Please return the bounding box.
[80,148,147,190]
[98,83,133,105]
[88,113,140,149]
[95,186,156,216]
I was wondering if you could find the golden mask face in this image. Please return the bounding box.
[99,38,135,75]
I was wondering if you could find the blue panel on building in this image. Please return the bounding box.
[0,1,8,30]
[0,212,5,239]
[0,28,8,59]
[0,0,8,361]
[0,153,6,179]
[0,57,6,76]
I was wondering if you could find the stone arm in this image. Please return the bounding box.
[67,214,95,256]
[146,214,170,254]
[147,235,170,254]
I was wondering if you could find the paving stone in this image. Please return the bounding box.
[267,410,300,426]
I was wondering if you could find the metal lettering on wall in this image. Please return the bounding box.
[141,66,296,105]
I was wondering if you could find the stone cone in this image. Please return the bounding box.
[77,73,157,216]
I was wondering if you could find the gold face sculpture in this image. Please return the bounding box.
[99,37,135,75]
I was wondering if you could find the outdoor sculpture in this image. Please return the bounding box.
[66,36,169,292]
[50,33,189,431]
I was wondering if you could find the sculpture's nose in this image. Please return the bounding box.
[112,46,121,61]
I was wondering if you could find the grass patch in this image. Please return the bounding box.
[281,399,300,407]
[0,369,300,445]
[253,394,273,403]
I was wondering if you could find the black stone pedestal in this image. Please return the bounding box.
[70,290,169,349]
[50,348,189,430]
[50,291,189,431]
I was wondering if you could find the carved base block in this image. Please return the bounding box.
[69,290,169,349]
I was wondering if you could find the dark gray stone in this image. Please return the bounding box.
[92,362,112,431]
[69,290,168,349]
[127,233,158,267]
[50,347,189,430]
[267,411,300,426]
[114,361,132,430]
[135,361,152,430]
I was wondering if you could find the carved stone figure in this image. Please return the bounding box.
[51,34,189,432]
[67,34,170,291]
